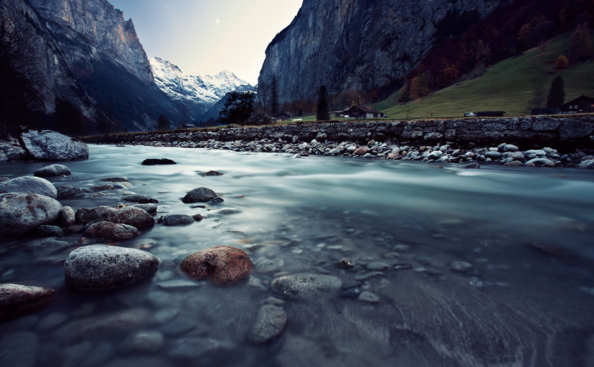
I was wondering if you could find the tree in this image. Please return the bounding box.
[316,86,330,121]
[218,91,255,125]
[156,114,170,131]
[567,23,592,64]
[271,75,279,115]
[554,55,569,69]
[546,76,565,108]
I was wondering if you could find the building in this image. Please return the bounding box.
[181,124,197,129]
[275,112,292,121]
[560,95,594,113]
[335,105,387,119]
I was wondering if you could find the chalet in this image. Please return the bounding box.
[275,112,292,121]
[182,124,196,129]
[335,105,387,119]
[560,95,594,113]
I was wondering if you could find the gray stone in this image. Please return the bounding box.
[255,258,284,273]
[162,214,194,226]
[123,194,157,204]
[84,221,141,241]
[0,176,57,199]
[358,291,380,303]
[271,273,342,300]
[59,206,76,226]
[578,159,594,169]
[100,177,129,183]
[182,187,218,203]
[57,186,88,199]
[559,120,594,139]
[207,208,243,216]
[36,225,64,237]
[0,284,55,321]
[64,245,160,291]
[131,204,158,214]
[75,206,154,228]
[54,309,151,339]
[157,280,201,290]
[33,164,71,177]
[91,184,115,192]
[0,193,62,241]
[248,305,287,343]
[485,151,502,159]
[451,261,473,273]
[20,129,89,161]
[122,331,164,353]
[366,262,390,271]
[525,158,555,167]
[461,162,480,169]
[503,144,519,152]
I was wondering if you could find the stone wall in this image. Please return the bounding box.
[85,116,594,151]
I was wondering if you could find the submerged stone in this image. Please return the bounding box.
[180,246,253,286]
[0,284,56,321]
[0,193,62,241]
[182,187,217,203]
[271,273,342,300]
[248,305,287,343]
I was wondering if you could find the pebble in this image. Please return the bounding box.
[248,305,287,343]
[451,261,473,273]
[255,258,284,273]
[366,262,390,271]
[271,273,342,300]
[336,258,355,269]
[358,291,380,303]
[121,331,164,353]
[161,214,194,226]
[354,271,384,281]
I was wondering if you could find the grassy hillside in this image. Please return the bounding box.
[376,33,594,119]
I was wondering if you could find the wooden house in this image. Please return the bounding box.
[560,95,594,113]
[275,112,292,121]
[336,105,387,119]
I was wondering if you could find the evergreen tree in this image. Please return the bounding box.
[157,114,170,131]
[567,23,592,64]
[218,92,256,125]
[316,85,330,121]
[546,76,565,108]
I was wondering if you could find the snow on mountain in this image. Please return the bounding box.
[150,57,251,119]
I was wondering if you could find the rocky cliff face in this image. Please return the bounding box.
[258,0,504,105]
[1,0,183,131]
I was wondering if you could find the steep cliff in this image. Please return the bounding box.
[258,0,505,106]
[0,0,183,132]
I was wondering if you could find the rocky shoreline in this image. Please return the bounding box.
[83,116,594,169]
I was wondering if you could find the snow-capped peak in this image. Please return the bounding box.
[150,57,251,106]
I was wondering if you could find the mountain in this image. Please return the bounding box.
[150,57,252,121]
[257,0,507,108]
[0,0,184,133]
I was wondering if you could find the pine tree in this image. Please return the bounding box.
[568,23,592,64]
[316,85,330,121]
[546,76,565,108]
[157,114,170,131]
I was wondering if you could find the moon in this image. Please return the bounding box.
[216,18,220,24]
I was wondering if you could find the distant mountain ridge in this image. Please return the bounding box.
[150,57,252,121]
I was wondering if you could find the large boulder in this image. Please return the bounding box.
[75,206,154,228]
[64,245,160,291]
[84,221,141,241]
[0,177,58,199]
[180,246,253,286]
[141,158,176,165]
[0,193,62,241]
[0,284,55,321]
[20,129,89,161]
[182,187,218,203]
[33,164,71,177]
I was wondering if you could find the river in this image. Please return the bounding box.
[1,144,594,367]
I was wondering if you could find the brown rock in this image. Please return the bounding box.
[84,221,140,241]
[75,206,154,228]
[353,147,368,156]
[0,284,55,321]
[180,246,253,286]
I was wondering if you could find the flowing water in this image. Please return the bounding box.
[2,145,594,367]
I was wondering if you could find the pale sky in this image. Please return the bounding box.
[108,0,303,85]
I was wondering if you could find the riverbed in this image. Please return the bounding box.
[1,144,594,367]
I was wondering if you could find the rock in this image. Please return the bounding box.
[33,164,71,177]
[210,197,224,204]
[0,193,62,241]
[461,162,480,169]
[358,291,380,303]
[485,151,502,159]
[36,225,64,237]
[59,206,76,226]
[353,147,368,156]
[254,258,284,273]
[84,221,141,241]
[578,159,594,169]
[168,338,233,358]
[0,332,38,367]
[157,280,201,290]
[504,161,524,166]
[64,245,160,291]
[20,129,89,161]
[182,187,217,203]
[336,258,355,269]
[57,186,87,199]
[122,331,164,353]
[525,158,555,167]
[161,215,195,226]
[75,206,155,228]
[271,273,342,300]
[207,208,243,216]
[91,184,115,192]
[180,246,253,286]
[200,170,224,176]
[131,204,158,214]
[366,262,390,271]
[248,305,287,343]
[54,308,151,339]
[0,176,58,199]
[141,158,176,165]
[0,284,55,321]
[100,177,129,183]
[123,194,158,204]
[503,144,519,152]
[192,214,203,221]
[23,238,72,256]
[451,261,473,273]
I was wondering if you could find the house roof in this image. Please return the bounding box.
[341,105,384,114]
[275,112,292,117]
[562,95,594,106]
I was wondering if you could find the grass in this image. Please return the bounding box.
[375,32,594,119]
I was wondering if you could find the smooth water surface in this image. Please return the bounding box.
[1,145,594,367]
